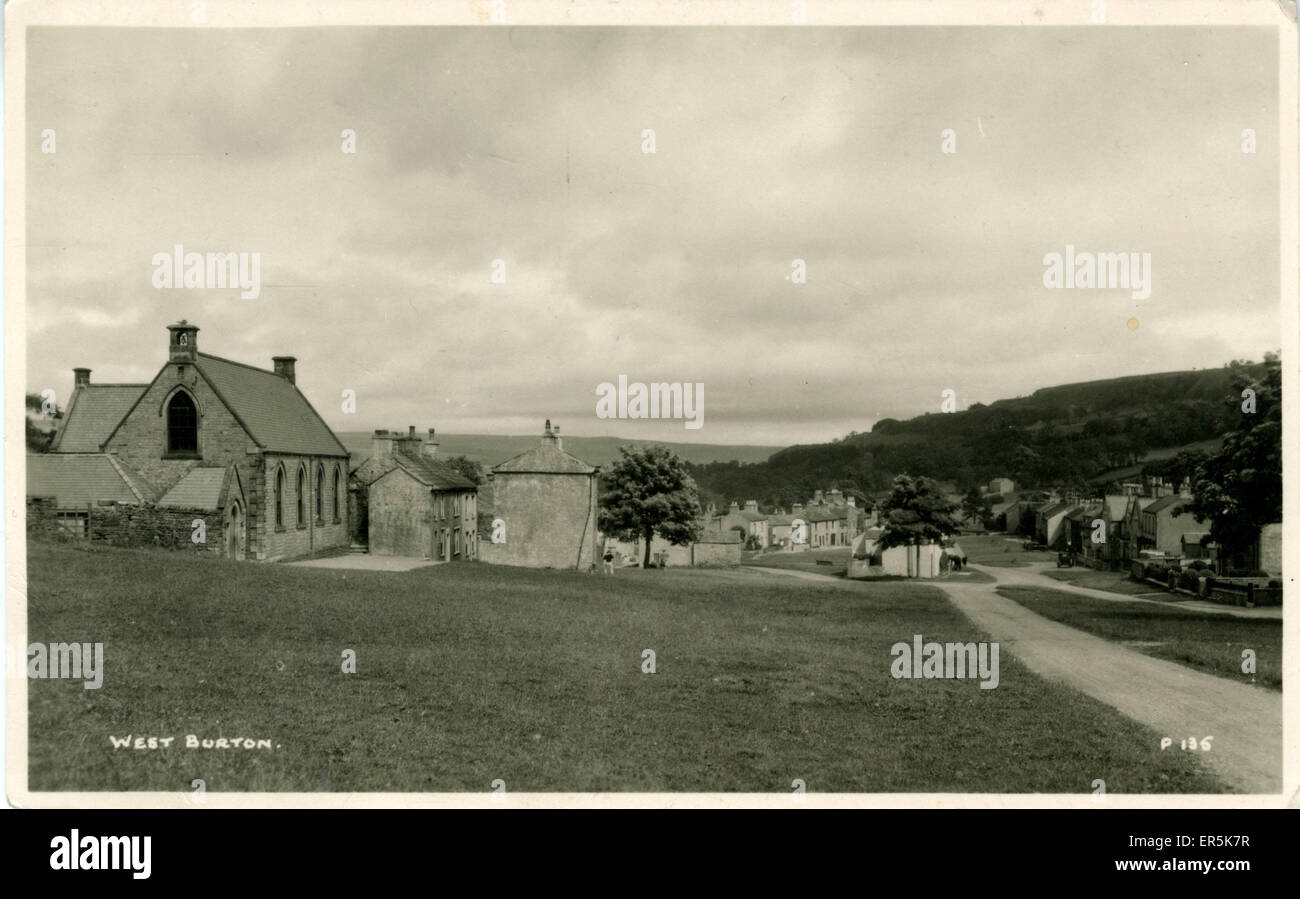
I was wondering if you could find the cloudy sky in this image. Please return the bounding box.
[26,26,1279,446]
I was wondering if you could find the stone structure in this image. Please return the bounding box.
[478,420,600,570]
[33,321,349,561]
[351,427,478,560]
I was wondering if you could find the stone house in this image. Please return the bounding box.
[718,500,769,547]
[34,320,350,561]
[1137,493,1199,557]
[1035,501,1077,548]
[478,420,600,570]
[351,427,478,560]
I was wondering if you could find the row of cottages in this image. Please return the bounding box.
[350,427,478,561]
[1031,477,1227,572]
[712,489,872,550]
[27,321,351,561]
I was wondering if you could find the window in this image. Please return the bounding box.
[166,391,198,454]
[316,464,325,522]
[333,467,342,522]
[275,467,285,529]
[296,467,305,526]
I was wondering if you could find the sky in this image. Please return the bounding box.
[25,26,1280,446]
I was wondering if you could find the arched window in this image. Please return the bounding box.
[316,464,325,522]
[166,391,198,454]
[296,466,305,526]
[275,467,285,529]
[333,467,342,522]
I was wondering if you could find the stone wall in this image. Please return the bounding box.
[480,472,598,569]
[369,468,431,558]
[257,454,350,562]
[691,541,741,565]
[27,497,226,555]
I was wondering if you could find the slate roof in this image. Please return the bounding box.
[156,467,229,510]
[1144,495,1189,514]
[1039,502,1076,518]
[51,385,147,452]
[493,437,597,475]
[353,452,476,491]
[27,453,154,506]
[801,505,850,523]
[193,353,348,457]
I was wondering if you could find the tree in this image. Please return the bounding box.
[1181,355,1281,563]
[443,455,485,485]
[960,487,992,529]
[878,475,961,549]
[599,445,703,568]
[25,392,60,453]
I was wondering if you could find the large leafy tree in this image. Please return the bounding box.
[599,445,703,568]
[878,474,961,549]
[1181,354,1281,562]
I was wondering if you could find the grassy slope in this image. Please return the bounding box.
[27,542,1222,793]
[997,586,1282,691]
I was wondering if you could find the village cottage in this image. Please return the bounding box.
[351,427,478,560]
[478,421,601,570]
[29,321,349,561]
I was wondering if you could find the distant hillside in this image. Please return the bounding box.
[336,432,781,468]
[688,362,1269,509]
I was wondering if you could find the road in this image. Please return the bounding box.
[754,560,1283,794]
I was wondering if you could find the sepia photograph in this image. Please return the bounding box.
[4,0,1296,820]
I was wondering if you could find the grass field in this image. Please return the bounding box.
[743,547,852,576]
[959,534,1055,568]
[25,542,1224,793]
[1040,568,1164,596]
[998,586,1282,691]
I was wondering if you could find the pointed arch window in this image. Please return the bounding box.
[316,464,325,523]
[296,466,306,527]
[333,466,343,522]
[275,467,286,530]
[166,391,199,455]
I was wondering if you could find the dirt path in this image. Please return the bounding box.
[942,569,1281,794]
[755,561,1282,793]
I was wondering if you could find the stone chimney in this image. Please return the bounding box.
[73,368,91,389]
[846,495,856,508]
[813,490,824,505]
[167,320,199,363]
[791,503,804,516]
[828,488,843,503]
[541,419,563,450]
[372,429,395,461]
[729,501,740,513]
[744,500,758,513]
[272,356,297,385]
[423,427,439,458]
